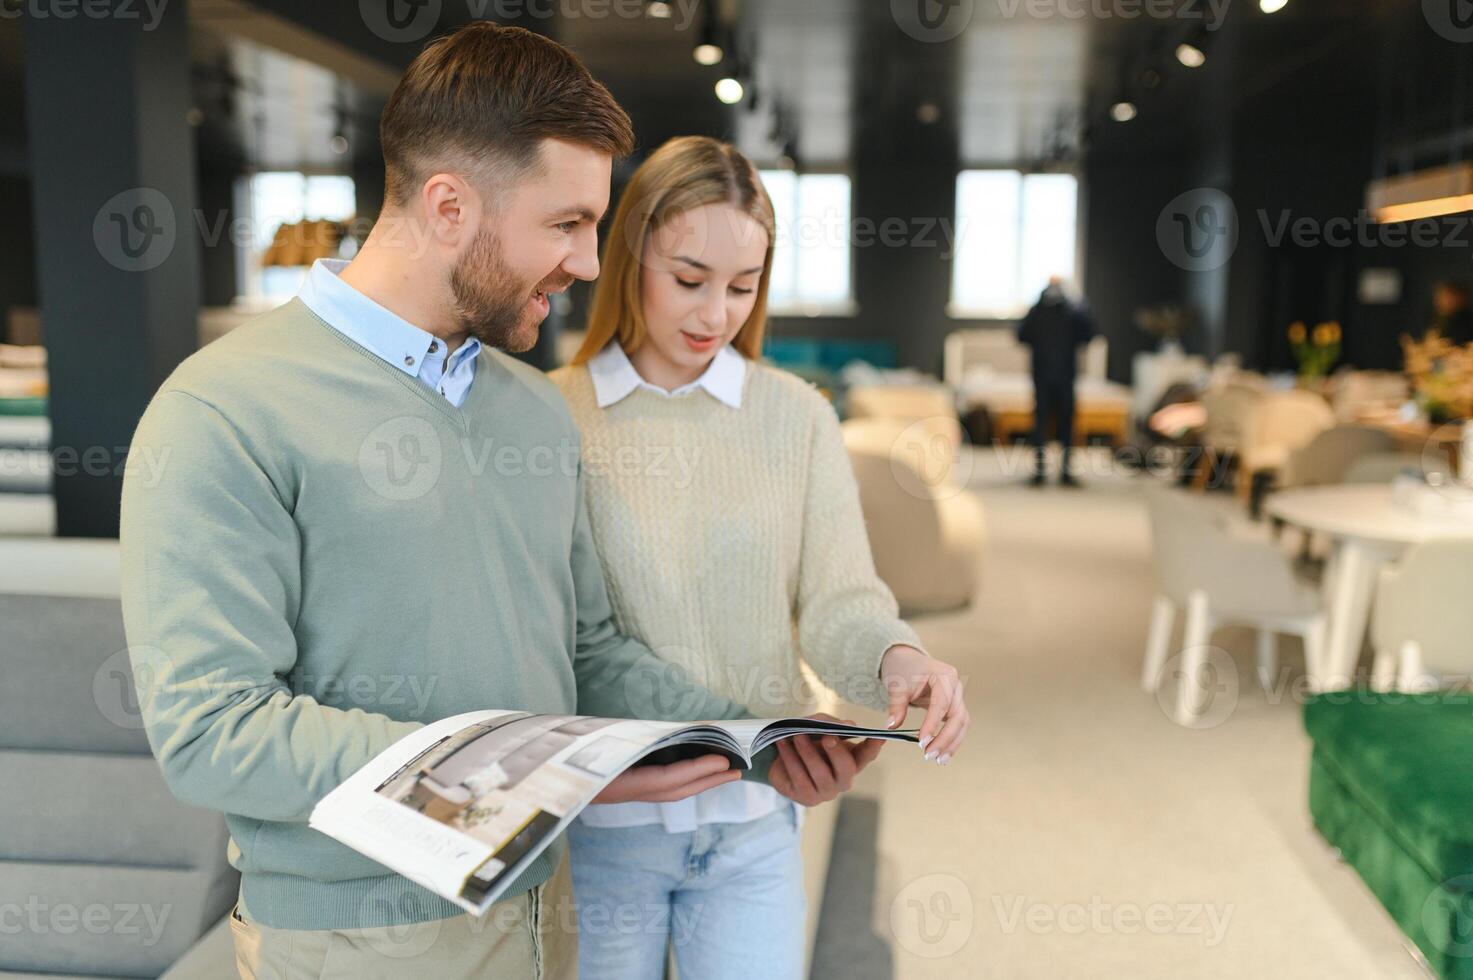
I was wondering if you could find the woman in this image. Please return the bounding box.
[550,136,968,979]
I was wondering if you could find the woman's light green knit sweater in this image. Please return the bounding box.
[549,358,920,718]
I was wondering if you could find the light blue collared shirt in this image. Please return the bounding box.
[297,258,481,407]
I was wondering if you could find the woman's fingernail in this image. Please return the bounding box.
[924,751,937,762]
[918,736,932,751]
[938,754,951,765]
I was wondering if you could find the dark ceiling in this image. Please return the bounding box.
[1,0,1463,181]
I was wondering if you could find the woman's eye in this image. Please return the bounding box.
[557,221,578,233]
[730,286,754,296]
[674,278,701,290]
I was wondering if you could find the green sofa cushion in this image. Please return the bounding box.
[1305,693,1473,884]
[1305,692,1473,979]
[0,397,47,416]
[1310,754,1473,979]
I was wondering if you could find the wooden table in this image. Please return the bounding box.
[990,404,1129,448]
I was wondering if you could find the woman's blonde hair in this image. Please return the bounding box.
[572,135,777,364]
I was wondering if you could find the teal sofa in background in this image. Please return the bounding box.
[1304,692,1473,979]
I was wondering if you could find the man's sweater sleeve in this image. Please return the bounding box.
[120,390,422,823]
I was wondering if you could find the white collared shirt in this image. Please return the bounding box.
[576,341,799,834]
[586,341,745,409]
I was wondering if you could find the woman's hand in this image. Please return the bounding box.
[880,644,969,764]
[591,753,741,804]
[769,713,885,807]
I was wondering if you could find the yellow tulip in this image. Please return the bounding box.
[1288,321,1307,344]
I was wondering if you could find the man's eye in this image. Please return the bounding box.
[557,221,578,233]
[675,278,701,290]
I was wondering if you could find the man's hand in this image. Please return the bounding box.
[591,753,741,804]
[769,713,885,807]
[880,644,969,764]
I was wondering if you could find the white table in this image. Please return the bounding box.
[1264,485,1473,689]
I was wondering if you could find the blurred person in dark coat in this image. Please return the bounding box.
[1018,276,1096,487]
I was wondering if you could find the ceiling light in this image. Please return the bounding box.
[1176,42,1206,68]
[694,5,724,65]
[715,76,744,104]
[1110,101,1137,122]
[1260,0,1287,12]
[646,0,672,17]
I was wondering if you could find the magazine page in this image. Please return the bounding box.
[707,717,923,757]
[310,710,694,913]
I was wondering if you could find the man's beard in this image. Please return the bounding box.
[448,228,569,353]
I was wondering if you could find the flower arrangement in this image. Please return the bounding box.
[1288,320,1341,379]
[1401,330,1473,423]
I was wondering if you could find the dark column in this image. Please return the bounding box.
[22,2,200,537]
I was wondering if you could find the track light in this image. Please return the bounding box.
[1110,101,1137,122]
[715,76,745,104]
[1260,0,1287,11]
[694,3,723,65]
[646,1,672,17]
[1176,42,1205,68]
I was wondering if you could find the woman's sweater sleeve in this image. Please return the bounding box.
[793,395,924,712]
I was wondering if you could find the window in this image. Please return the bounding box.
[235,172,357,301]
[758,170,855,315]
[949,170,1079,319]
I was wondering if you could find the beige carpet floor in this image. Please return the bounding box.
[828,447,1430,979]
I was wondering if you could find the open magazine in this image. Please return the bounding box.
[309,709,920,913]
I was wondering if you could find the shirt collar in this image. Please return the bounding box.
[588,342,745,410]
[298,258,481,376]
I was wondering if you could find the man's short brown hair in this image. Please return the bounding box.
[379,22,635,208]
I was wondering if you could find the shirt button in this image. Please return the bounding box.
[429,341,439,353]
[403,355,414,366]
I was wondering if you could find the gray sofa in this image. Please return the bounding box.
[0,539,237,979]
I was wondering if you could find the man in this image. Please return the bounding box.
[120,24,892,978]
[1018,276,1096,487]
[1429,280,1473,345]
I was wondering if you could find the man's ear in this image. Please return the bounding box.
[420,172,482,247]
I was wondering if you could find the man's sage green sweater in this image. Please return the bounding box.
[119,300,755,930]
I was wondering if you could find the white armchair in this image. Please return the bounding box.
[1369,539,1473,692]
[1236,389,1335,500]
[1141,488,1326,723]
[1279,425,1400,489]
[842,418,985,614]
